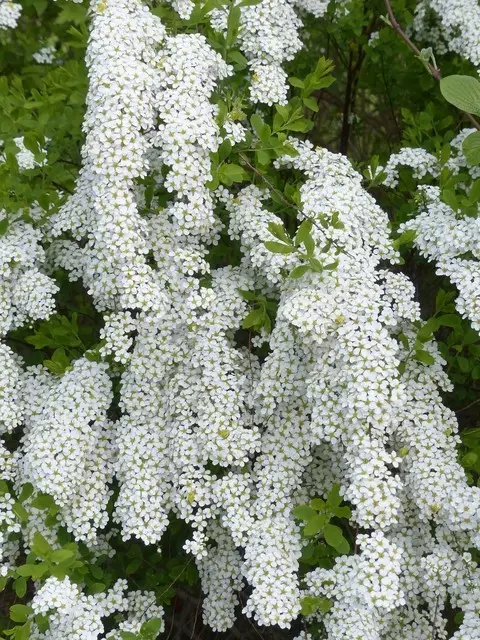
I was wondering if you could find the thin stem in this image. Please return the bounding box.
[384,0,480,130]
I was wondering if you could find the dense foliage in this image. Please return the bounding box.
[0,0,479,638]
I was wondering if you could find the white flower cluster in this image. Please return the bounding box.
[30,576,163,640]
[33,45,56,65]
[2,0,480,637]
[402,186,480,330]
[306,531,404,638]
[0,1,21,29]
[48,0,168,313]
[153,33,230,237]
[20,358,114,542]
[381,142,480,332]
[413,0,480,67]
[0,220,58,335]
[224,141,480,631]
[382,147,439,188]
[210,0,303,104]
[0,491,21,576]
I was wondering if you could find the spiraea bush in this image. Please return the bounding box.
[0,0,479,639]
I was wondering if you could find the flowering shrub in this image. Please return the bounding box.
[0,0,479,639]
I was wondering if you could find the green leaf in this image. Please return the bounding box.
[303,514,329,536]
[226,5,241,46]
[414,349,435,365]
[14,623,31,640]
[141,618,163,637]
[88,582,107,594]
[16,563,48,579]
[18,483,34,503]
[331,505,351,519]
[12,502,28,522]
[14,577,27,599]
[416,318,439,343]
[284,118,313,132]
[393,229,416,250]
[30,493,55,510]
[242,307,265,329]
[302,96,319,112]
[32,532,52,558]
[326,484,342,508]
[50,549,75,563]
[250,114,270,143]
[218,163,247,186]
[121,634,138,640]
[289,264,311,279]
[264,241,297,254]
[300,596,332,616]
[440,75,480,116]
[0,217,8,235]
[217,139,232,163]
[457,355,471,373]
[292,505,317,521]
[463,131,480,165]
[324,260,339,271]
[323,523,350,554]
[268,222,291,243]
[309,498,325,510]
[10,605,32,623]
[289,77,305,89]
[300,595,332,616]
[437,314,461,329]
[295,219,313,246]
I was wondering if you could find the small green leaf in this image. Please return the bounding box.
[300,595,332,616]
[14,577,27,599]
[141,617,163,636]
[242,307,265,329]
[414,349,435,365]
[88,582,107,594]
[218,163,248,185]
[309,498,325,510]
[292,505,317,521]
[303,96,319,112]
[14,623,31,640]
[264,241,297,254]
[303,514,329,536]
[440,75,480,117]
[51,548,75,563]
[18,484,34,503]
[30,493,55,510]
[12,502,28,522]
[323,523,350,554]
[295,219,313,246]
[289,77,305,89]
[268,222,291,244]
[393,229,416,250]
[32,532,52,558]
[16,563,48,579]
[324,260,339,271]
[463,131,480,165]
[326,484,342,508]
[289,264,311,279]
[10,605,32,623]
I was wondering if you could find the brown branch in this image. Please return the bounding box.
[339,14,379,154]
[384,0,480,130]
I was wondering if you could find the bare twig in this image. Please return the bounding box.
[384,0,480,130]
[456,397,480,414]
